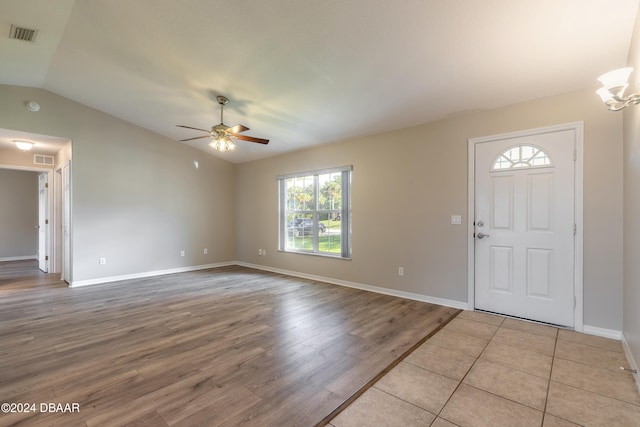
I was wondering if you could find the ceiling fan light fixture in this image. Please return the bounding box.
[209,134,235,152]
[14,140,34,151]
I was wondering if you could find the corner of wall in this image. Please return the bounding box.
[622,332,640,396]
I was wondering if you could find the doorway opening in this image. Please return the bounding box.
[0,128,72,284]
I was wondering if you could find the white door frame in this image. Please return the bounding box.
[60,161,71,283]
[38,172,49,272]
[467,122,584,332]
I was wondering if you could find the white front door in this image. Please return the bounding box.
[38,172,48,272]
[474,129,575,326]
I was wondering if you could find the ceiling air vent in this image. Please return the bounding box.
[34,155,54,166]
[9,25,37,42]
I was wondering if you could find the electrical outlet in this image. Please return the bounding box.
[180,250,185,257]
[398,267,404,276]
[99,257,106,265]
[203,248,208,255]
[258,249,262,256]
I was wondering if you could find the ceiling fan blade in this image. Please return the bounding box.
[234,134,269,145]
[179,135,211,142]
[227,124,250,134]
[177,125,210,133]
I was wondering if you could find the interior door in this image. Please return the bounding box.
[474,129,575,326]
[38,172,48,272]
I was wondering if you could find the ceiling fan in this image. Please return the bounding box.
[177,95,269,152]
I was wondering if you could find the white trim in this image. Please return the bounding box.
[57,160,72,283]
[276,165,353,180]
[622,333,640,396]
[467,122,584,331]
[0,255,38,262]
[467,138,476,313]
[574,123,584,332]
[583,324,622,340]
[69,262,236,287]
[238,262,469,310]
[0,163,53,173]
[69,260,468,309]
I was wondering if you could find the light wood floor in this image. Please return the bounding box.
[0,260,459,426]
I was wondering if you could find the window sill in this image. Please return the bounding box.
[278,249,351,261]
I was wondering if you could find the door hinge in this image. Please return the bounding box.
[45,219,49,225]
[573,149,577,161]
[45,182,49,188]
[573,224,576,235]
[45,256,49,261]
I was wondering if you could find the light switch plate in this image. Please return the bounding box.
[451,215,462,225]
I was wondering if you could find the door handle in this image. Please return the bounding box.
[477,232,490,239]
[35,225,40,229]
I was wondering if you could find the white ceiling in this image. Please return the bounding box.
[1,0,638,163]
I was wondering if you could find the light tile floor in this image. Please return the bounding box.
[328,311,640,427]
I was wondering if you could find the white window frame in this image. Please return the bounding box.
[278,166,352,259]
[491,144,553,171]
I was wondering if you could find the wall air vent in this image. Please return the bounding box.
[34,155,54,166]
[9,25,37,42]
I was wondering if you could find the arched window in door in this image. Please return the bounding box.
[491,145,552,171]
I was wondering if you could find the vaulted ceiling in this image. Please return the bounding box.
[1,0,638,162]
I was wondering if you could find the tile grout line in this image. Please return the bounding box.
[452,321,555,416]
[553,338,640,407]
[368,386,441,420]
[548,378,640,410]
[431,317,505,424]
[450,324,640,426]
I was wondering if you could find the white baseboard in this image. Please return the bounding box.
[237,262,469,310]
[68,261,468,312]
[582,324,623,340]
[69,262,236,287]
[0,255,38,262]
[68,261,629,346]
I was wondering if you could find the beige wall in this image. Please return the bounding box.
[0,147,54,169]
[0,85,237,282]
[623,7,640,376]
[0,83,625,331]
[237,88,623,331]
[0,169,38,258]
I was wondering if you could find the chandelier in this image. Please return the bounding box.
[596,67,640,111]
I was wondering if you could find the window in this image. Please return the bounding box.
[278,166,352,258]
[492,145,552,171]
